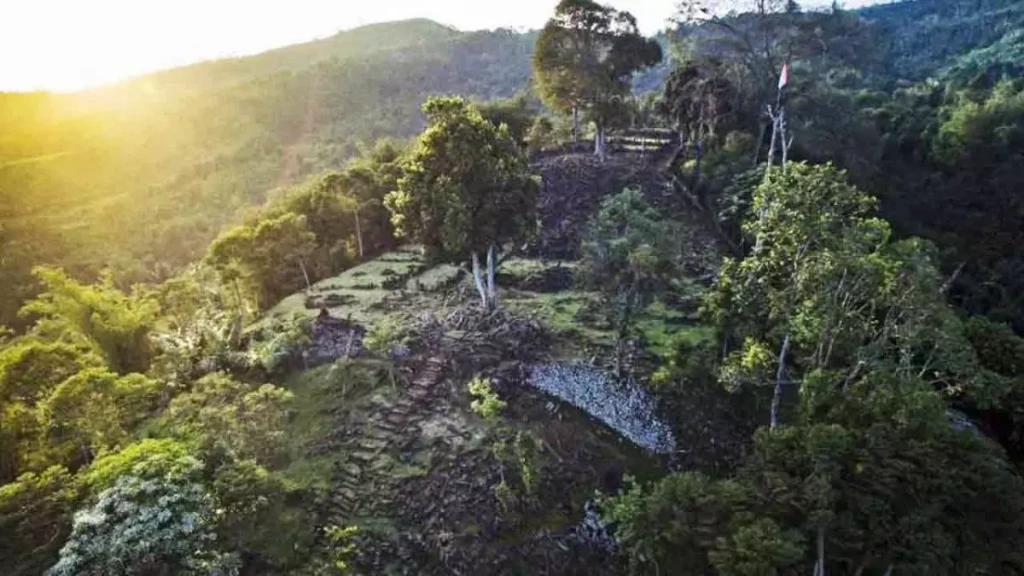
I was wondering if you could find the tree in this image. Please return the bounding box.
[0,340,104,478]
[38,369,159,468]
[47,454,238,576]
[579,189,678,377]
[385,96,537,308]
[167,372,293,465]
[209,458,306,569]
[707,163,903,426]
[340,139,406,259]
[270,175,360,273]
[0,465,78,576]
[670,1,880,166]
[150,266,246,386]
[533,0,662,157]
[661,60,738,189]
[603,394,1024,574]
[19,267,160,374]
[600,472,751,574]
[77,438,193,495]
[476,93,540,148]
[205,212,317,312]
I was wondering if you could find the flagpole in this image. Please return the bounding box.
[758,62,789,253]
[765,62,789,176]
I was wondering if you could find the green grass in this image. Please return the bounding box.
[279,365,344,491]
[316,250,426,291]
[406,263,463,292]
[501,257,578,277]
[505,289,611,344]
[262,247,440,326]
[279,360,390,491]
[637,301,714,358]
[502,259,713,361]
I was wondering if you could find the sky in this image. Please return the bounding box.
[1,0,877,92]
[1,0,679,92]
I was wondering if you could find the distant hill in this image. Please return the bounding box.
[0,20,535,286]
[1,0,1020,301]
[857,0,1024,80]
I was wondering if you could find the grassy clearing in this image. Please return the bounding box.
[501,257,579,278]
[316,251,425,291]
[279,365,342,492]
[637,301,714,358]
[501,258,713,360]
[279,360,390,491]
[505,289,611,347]
[263,247,448,326]
[406,263,463,292]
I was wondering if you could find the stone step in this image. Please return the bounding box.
[385,414,407,427]
[370,458,393,472]
[358,438,389,452]
[394,397,416,409]
[336,476,359,489]
[409,386,432,397]
[350,451,377,464]
[365,428,393,441]
[334,487,357,501]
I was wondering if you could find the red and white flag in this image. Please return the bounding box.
[778,62,790,90]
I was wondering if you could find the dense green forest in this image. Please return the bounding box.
[2,0,1024,574]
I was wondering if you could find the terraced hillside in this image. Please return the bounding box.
[254,218,752,572]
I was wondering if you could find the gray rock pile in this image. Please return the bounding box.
[528,363,676,454]
[306,311,366,366]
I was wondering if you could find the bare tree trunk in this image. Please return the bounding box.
[756,106,782,253]
[753,120,768,168]
[232,279,244,311]
[486,244,497,308]
[692,138,703,191]
[471,252,487,307]
[940,261,966,294]
[815,526,826,576]
[594,124,606,160]
[354,208,364,260]
[765,105,780,175]
[615,288,637,380]
[780,107,790,171]
[770,333,790,428]
[298,259,312,293]
[572,106,579,147]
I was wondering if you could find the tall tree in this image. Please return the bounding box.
[706,163,983,428]
[579,189,678,378]
[18,268,160,375]
[533,0,662,158]
[385,96,537,308]
[47,454,238,576]
[205,213,317,312]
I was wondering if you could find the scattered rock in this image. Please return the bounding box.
[306,312,367,365]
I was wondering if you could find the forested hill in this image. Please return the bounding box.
[1,0,1021,330]
[102,19,464,100]
[858,0,1024,80]
[5,0,1024,573]
[0,20,534,324]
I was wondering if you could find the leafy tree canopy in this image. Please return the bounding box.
[533,0,662,152]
